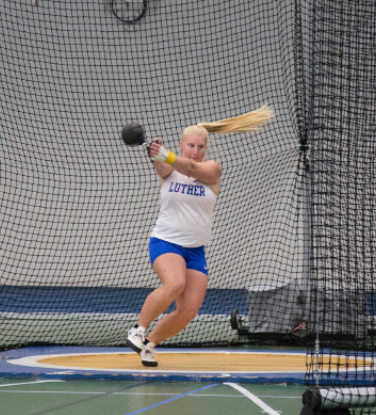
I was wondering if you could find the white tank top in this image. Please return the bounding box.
[151,170,218,247]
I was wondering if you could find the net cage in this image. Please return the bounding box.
[0,0,307,348]
[1,0,376,410]
[302,0,376,413]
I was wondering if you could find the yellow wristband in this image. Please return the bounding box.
[165,150,176,164]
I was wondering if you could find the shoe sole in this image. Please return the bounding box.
[126,339,142,354]
[142,360,158,367]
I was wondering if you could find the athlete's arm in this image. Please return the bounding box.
[149,141,221,186]
[171,157,221,185]
[150,139,174,179]
[153,160,173,179]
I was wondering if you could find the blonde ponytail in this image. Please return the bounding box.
[197,105,274,134]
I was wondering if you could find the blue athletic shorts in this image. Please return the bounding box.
[149,237,208,275]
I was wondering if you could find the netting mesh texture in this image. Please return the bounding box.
[305,0,376,411]
[2,1,376,407]
[0,0,306,348]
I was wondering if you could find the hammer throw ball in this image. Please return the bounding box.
[121,123,146,147]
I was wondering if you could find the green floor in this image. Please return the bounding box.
[0,379,306,415]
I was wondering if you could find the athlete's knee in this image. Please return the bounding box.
[177,306,198,325]
[184,311,198,324]
[163,279,185,299]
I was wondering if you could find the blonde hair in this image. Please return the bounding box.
[193,105,274,135]
[181,125,210,145]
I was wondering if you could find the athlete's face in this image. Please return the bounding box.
[180,133,207,162]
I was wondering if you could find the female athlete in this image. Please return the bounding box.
[126,106,274,366]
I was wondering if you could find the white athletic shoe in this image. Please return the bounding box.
[141,342,158,367]
[126,326,145,354]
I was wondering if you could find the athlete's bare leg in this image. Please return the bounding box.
[147,268,208,344]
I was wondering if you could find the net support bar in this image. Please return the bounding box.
[300,387,376,414]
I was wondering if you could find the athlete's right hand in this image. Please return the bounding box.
[148,139,163,160]
[149,139,176,165]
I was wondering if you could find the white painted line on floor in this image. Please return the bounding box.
[225,382,281,415]
[0,380,65,388]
